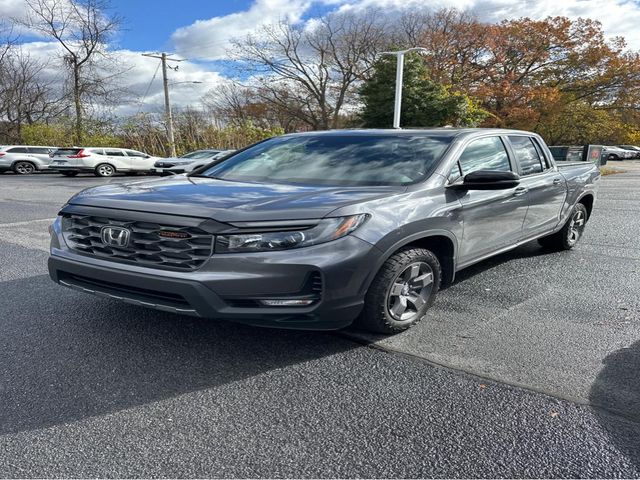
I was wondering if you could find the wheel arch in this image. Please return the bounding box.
[12,159,37,170]
[363,230,458,294]
[577,193,594,219]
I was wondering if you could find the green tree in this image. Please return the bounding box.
[359,53,487,128]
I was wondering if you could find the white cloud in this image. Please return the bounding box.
[171,0,313,60]
[16,41,227,116]
[327,0,640,50]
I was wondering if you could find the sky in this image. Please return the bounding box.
[4,0,640,116]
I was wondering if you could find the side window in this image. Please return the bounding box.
[508,136,544,175]
[457,136,511,178]
[89,149,105,156]
[531,138,552,169]
[7,147,28,153]
[104,149,125,157]
[125,150,148,158]
[29,147,52,154]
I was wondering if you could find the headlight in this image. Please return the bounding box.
[215,214,369,253]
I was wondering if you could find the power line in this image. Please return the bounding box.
[136,61,161,116]
[142,53,185,157]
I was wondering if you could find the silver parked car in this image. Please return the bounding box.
[163,150,236,175]
[50,147,163,177]
[152,149,223,175]
[0,145,57,174]
[602,145,635,160]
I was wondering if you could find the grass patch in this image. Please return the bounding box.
[600,166,626,176]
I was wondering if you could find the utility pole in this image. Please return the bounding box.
[379,47,428,129]
[142,52,184,157]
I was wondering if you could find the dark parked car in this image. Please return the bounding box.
[48,129,599,334]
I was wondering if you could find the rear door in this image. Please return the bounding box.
[506,135,566,238]
[27,147,55,167]
[451,135,529,266]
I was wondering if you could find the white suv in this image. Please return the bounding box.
[0,145,57,174]
[50,147,163,177]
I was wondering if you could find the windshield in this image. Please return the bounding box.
[198,134,452,186]
[182,150,217,159]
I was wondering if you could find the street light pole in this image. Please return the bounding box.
[379,47,428,129]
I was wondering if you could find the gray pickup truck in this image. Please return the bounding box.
[48,128,599,334]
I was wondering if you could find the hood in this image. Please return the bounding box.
[67,176,403,222]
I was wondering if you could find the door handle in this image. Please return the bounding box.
[513,187,528,196]
[552,178,562,185]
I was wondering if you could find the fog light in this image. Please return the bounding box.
[259,299,316,307]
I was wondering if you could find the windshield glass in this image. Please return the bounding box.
[182,150,216,159]
[198,134,452,186]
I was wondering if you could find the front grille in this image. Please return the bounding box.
[62,214,214,270]
[309,271,323,294]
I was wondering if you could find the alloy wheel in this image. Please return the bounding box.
[15,162,35,174]
[567,209,586,245]
[387,262,434,321]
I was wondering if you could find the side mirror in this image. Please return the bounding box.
[448,170,520,190]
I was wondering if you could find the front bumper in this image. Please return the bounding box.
[48,218,380,330]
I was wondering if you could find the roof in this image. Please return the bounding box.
[282,128,536,138]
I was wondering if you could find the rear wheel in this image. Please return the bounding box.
[13,161,36,175]
[94,163,115,177]
[358,247,441,334]
[60,171,79,177]
[538,203,588,251]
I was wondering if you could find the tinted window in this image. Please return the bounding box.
[182,150,218,159]
[88,149,104,155]
[200,135,453,186]
[7,147,28,153]
[29,147,52,154]
[53,148,81,156]
[105,149,125,157]
[509,136,543,175]
[458,137,511,176]
[125,150,148,158]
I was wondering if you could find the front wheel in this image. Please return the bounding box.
[94,163,115,177]
[13,161,36,174]
[358,247,441,334]
[538,203,588,251]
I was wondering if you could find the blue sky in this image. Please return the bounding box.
[4,0,640,114]
[113,0,255,52]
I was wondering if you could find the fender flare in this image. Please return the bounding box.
[360,229,459,294]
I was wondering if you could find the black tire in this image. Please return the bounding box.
[538,203,588,251]
[358,247,441,334]
[608,154,618,160]
[60,171,79,177]
[13,161,36,175]
[94,163,115,177]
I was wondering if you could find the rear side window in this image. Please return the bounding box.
[29,147,52,154]
[105,149,125,156]
[7,147,28,153]
[456,136,511,179]
[125,150,148,158]
[53,148,81,156]
[88,149,104,155]
[509,136,544,176]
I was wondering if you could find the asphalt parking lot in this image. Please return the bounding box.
[1,166,639,477]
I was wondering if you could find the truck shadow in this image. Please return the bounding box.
[0,274,356,435]
[589,341,640,470]
[444,241,549,288]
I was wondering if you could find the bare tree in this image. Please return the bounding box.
[231,10,387,130]
[18,0,122,143]
[0,50,64,140]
